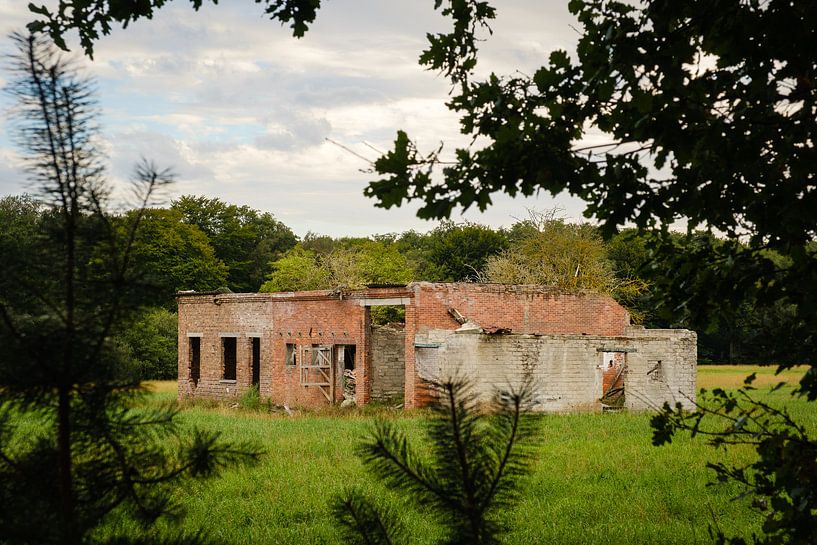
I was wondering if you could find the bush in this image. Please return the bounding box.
[239,385,263,411]
[121,307,178,380]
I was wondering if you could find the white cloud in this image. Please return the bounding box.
[0,0,588,236]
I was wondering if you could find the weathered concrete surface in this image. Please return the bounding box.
[413,326,696,412]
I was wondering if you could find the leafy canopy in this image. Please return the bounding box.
[261,240,413,293]
[28,0,322,58]
[126,207,229,305]
[172,195,296,293]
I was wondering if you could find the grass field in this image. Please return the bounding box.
[104,365,814,544]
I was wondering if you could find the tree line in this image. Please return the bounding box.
[1,194,800,380]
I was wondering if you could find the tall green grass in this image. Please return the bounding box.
[95,367,814,544]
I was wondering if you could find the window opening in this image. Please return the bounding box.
[286,343,297,367]
[189,337,200,387]
[250,337,260,386]
[342,345,356,371]
[222,337,237,380]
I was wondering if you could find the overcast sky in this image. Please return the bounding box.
[0,1,589,237]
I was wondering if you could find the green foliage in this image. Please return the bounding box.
[260,245,330,292]
[238,384,263,411]
[300,231,337,255]
[332,493,402,545]
[0,33,258,545]
[423,221,508,282]
[172,195,297,292]
[127,208,228,305]
[325,239,413,288]
[261,240,413,292]
[0,195,45,308]
[120,307,179,380]
[333,379,538,545]
[485,212,614,290]
[652,386,817,545]
[370,305,405,326]
[28,0,322,57]
[484,212,647,322]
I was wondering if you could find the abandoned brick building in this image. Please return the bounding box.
[177,282,697,411]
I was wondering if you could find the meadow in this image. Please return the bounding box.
[100,365,814,544]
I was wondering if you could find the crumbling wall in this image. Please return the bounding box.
[620,326,697,410]
[177,284,695,412]
[370,324,406,402]
[410,282,631,336]
[412,328,696,412]
[403,283,632,408]
[178,292,368,407]
[177,295,272,401]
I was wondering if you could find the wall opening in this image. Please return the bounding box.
[189,337,200,387]
[370,304,406,326]
[300,345,333,402]
[250,337,260,386]
[336,345,357,404]
[601,351,626,409]
[286,343,297,367]
[370,324,406,403]
[222,337,237,381]
[647,360,664,383]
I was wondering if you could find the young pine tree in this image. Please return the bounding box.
[333,379,538,545]
[0,33,258,545]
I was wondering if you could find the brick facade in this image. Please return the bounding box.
[177,283,695,411]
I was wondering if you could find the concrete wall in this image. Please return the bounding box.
[412,327,696,412]
[370,324,406,402]
[403,282,632,407]
[621,326,698,410]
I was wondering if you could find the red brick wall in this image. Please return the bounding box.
[411,283,629,336]
[178,292,367,407]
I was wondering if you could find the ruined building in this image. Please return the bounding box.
[177,282,696,411]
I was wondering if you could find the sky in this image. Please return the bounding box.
[0,1,589,237]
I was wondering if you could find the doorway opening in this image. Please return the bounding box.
[335,345,357,404]
[300,345,333,402]
[601,351,626,409]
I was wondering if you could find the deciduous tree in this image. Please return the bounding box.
[127,208,228,306]
[28,0,322,58]
[172,195,296,293]
[421,221,508,282]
